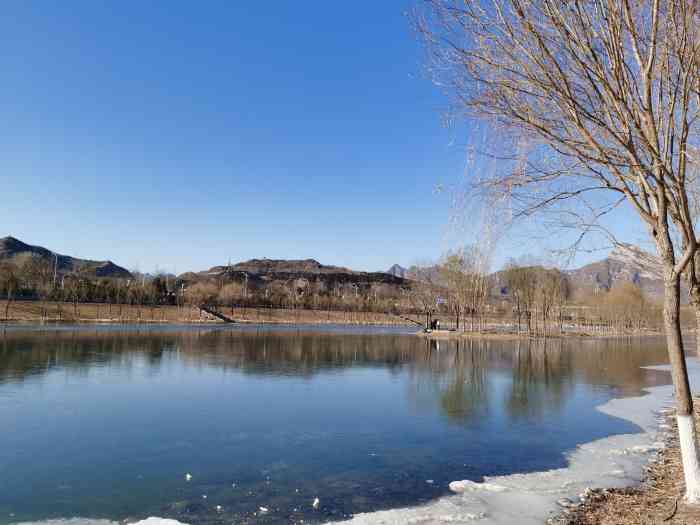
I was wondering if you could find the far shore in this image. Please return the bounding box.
[417,328,666,341]
[0,300,678,339]
[0,300,420,327]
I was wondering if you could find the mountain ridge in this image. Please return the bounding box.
[185,257,406,291]
[0,235,673,299]
[565,244,666,299]
[0,236,132,279]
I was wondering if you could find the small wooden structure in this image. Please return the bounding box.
[199,305,237,323]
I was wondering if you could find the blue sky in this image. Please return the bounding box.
[0,2,643,273]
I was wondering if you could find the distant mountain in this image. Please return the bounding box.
[0,236,673,300]
[228,258,352,275]
[386,264,407,278]
[566,244,665,298]
[181,258,406,290]
[491,244,669,301]
[0,236,132,279]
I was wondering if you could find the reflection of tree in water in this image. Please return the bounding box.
[0,329,172,384]
[188,330,417,376]
[0,328,673,406]
[0,328,438,384]
[403,338,493,424]
[438,339,491,422]
[572,337,672,394]
[505,337,674,420]
[506,338,573,419]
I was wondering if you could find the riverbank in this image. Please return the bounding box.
[551,400,700,524]
[0,300,419,326]
[417,328,664,341]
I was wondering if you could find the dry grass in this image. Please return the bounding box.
[555,401,700,525]
[0,300,418,326]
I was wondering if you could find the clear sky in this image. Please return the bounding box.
[0,1,644,274]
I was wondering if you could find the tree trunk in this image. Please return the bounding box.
[696,306,700,357]
[691,288,700,357]
[664,274,700,502]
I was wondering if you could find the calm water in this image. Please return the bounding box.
[0,325,674,524]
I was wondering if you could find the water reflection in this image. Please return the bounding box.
[0,326,673,525]
[0,328,671,394]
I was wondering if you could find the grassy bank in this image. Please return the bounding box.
[0,300,420,326]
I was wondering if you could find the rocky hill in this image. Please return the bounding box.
[565,244,665,298]
[490,244,669,301]
[0,236,132,279]
[386,264,407,278]
[181,258,406,292]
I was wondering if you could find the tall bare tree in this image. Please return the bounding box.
[440,246,491,331]
[440,252,469,330]
[0,262,19,320]
[418,0,700,500]
[407,263,442,328]
[503,262,538,333]
[536,268,568,335]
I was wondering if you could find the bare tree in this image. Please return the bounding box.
[185,282,219,309]
[601,282,650,333]
[536,268,568,335]
[407,263,442,328]
[219,282,244,315]
[21,255,54,321]
[418,0,700,499]
[440,252,468,330]
[503,262,530,333]
[503,262,538,333]
[0,262,19,320]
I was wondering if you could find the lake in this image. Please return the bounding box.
[0,325,674,524]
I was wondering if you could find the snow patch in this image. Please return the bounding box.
[448,481,507,493]
[610,442,665,455]
[11,521,118,525]
[12,518,188,525]
[133,517,186,525]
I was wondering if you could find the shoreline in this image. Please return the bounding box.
[417,328,665,341]
[1,301,675,337]
[551,399,700,524]
[0,318,409,326]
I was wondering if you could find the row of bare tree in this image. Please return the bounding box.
[407,251,657,336]
[0,248,662,336]
[0,257,169,320]
[0,255,417,319]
